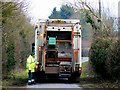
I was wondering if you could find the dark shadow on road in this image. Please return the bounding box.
[36,78,78,84]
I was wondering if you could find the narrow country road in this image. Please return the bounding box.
[82,57,89,63]
[26,78,81,88]
[26,83,80,88]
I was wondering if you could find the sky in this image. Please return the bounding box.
[25,0,120,23]
[26,0,63,23]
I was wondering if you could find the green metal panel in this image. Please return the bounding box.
[48,37,56,45]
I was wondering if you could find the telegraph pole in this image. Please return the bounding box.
[99,0,102,32]
[118,1,120,40]
[99,0,101,19]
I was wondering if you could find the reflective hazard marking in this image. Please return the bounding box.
[40,34,43,37]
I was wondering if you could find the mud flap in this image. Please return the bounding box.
[35,70,45,83]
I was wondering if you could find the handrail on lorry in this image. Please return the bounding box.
[38,19,80,24]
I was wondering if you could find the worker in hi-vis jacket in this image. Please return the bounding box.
[26,52,38,85]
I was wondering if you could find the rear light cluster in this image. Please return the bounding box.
[35,25,38,29]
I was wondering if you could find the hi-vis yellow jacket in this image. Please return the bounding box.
[26,55,38,72]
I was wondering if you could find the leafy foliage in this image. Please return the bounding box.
[106,40,120,80]
[90,38,120,80]
[49,5,74,19]
[60,5,74,19]
[6,41,15,72]
[2,2,34,77]
[48,7,61,19]
[85,12,98,30]
[89,38,112,78]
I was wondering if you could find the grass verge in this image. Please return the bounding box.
[81,62,90,78]
[2,70,28,87]
[81,61,95,78]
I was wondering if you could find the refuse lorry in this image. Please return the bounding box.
[33,19,82,82]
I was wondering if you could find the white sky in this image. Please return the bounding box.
[25,0,120,23]
[26,0,64,23]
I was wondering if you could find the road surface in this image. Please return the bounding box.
[82,57,89,63]
[26,83,80,88]
[26,78,81,88]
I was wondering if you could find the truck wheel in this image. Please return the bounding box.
[35,71,45,83]
[74,76,80,83]
[68,78,72,83]
[68,76,74,83]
